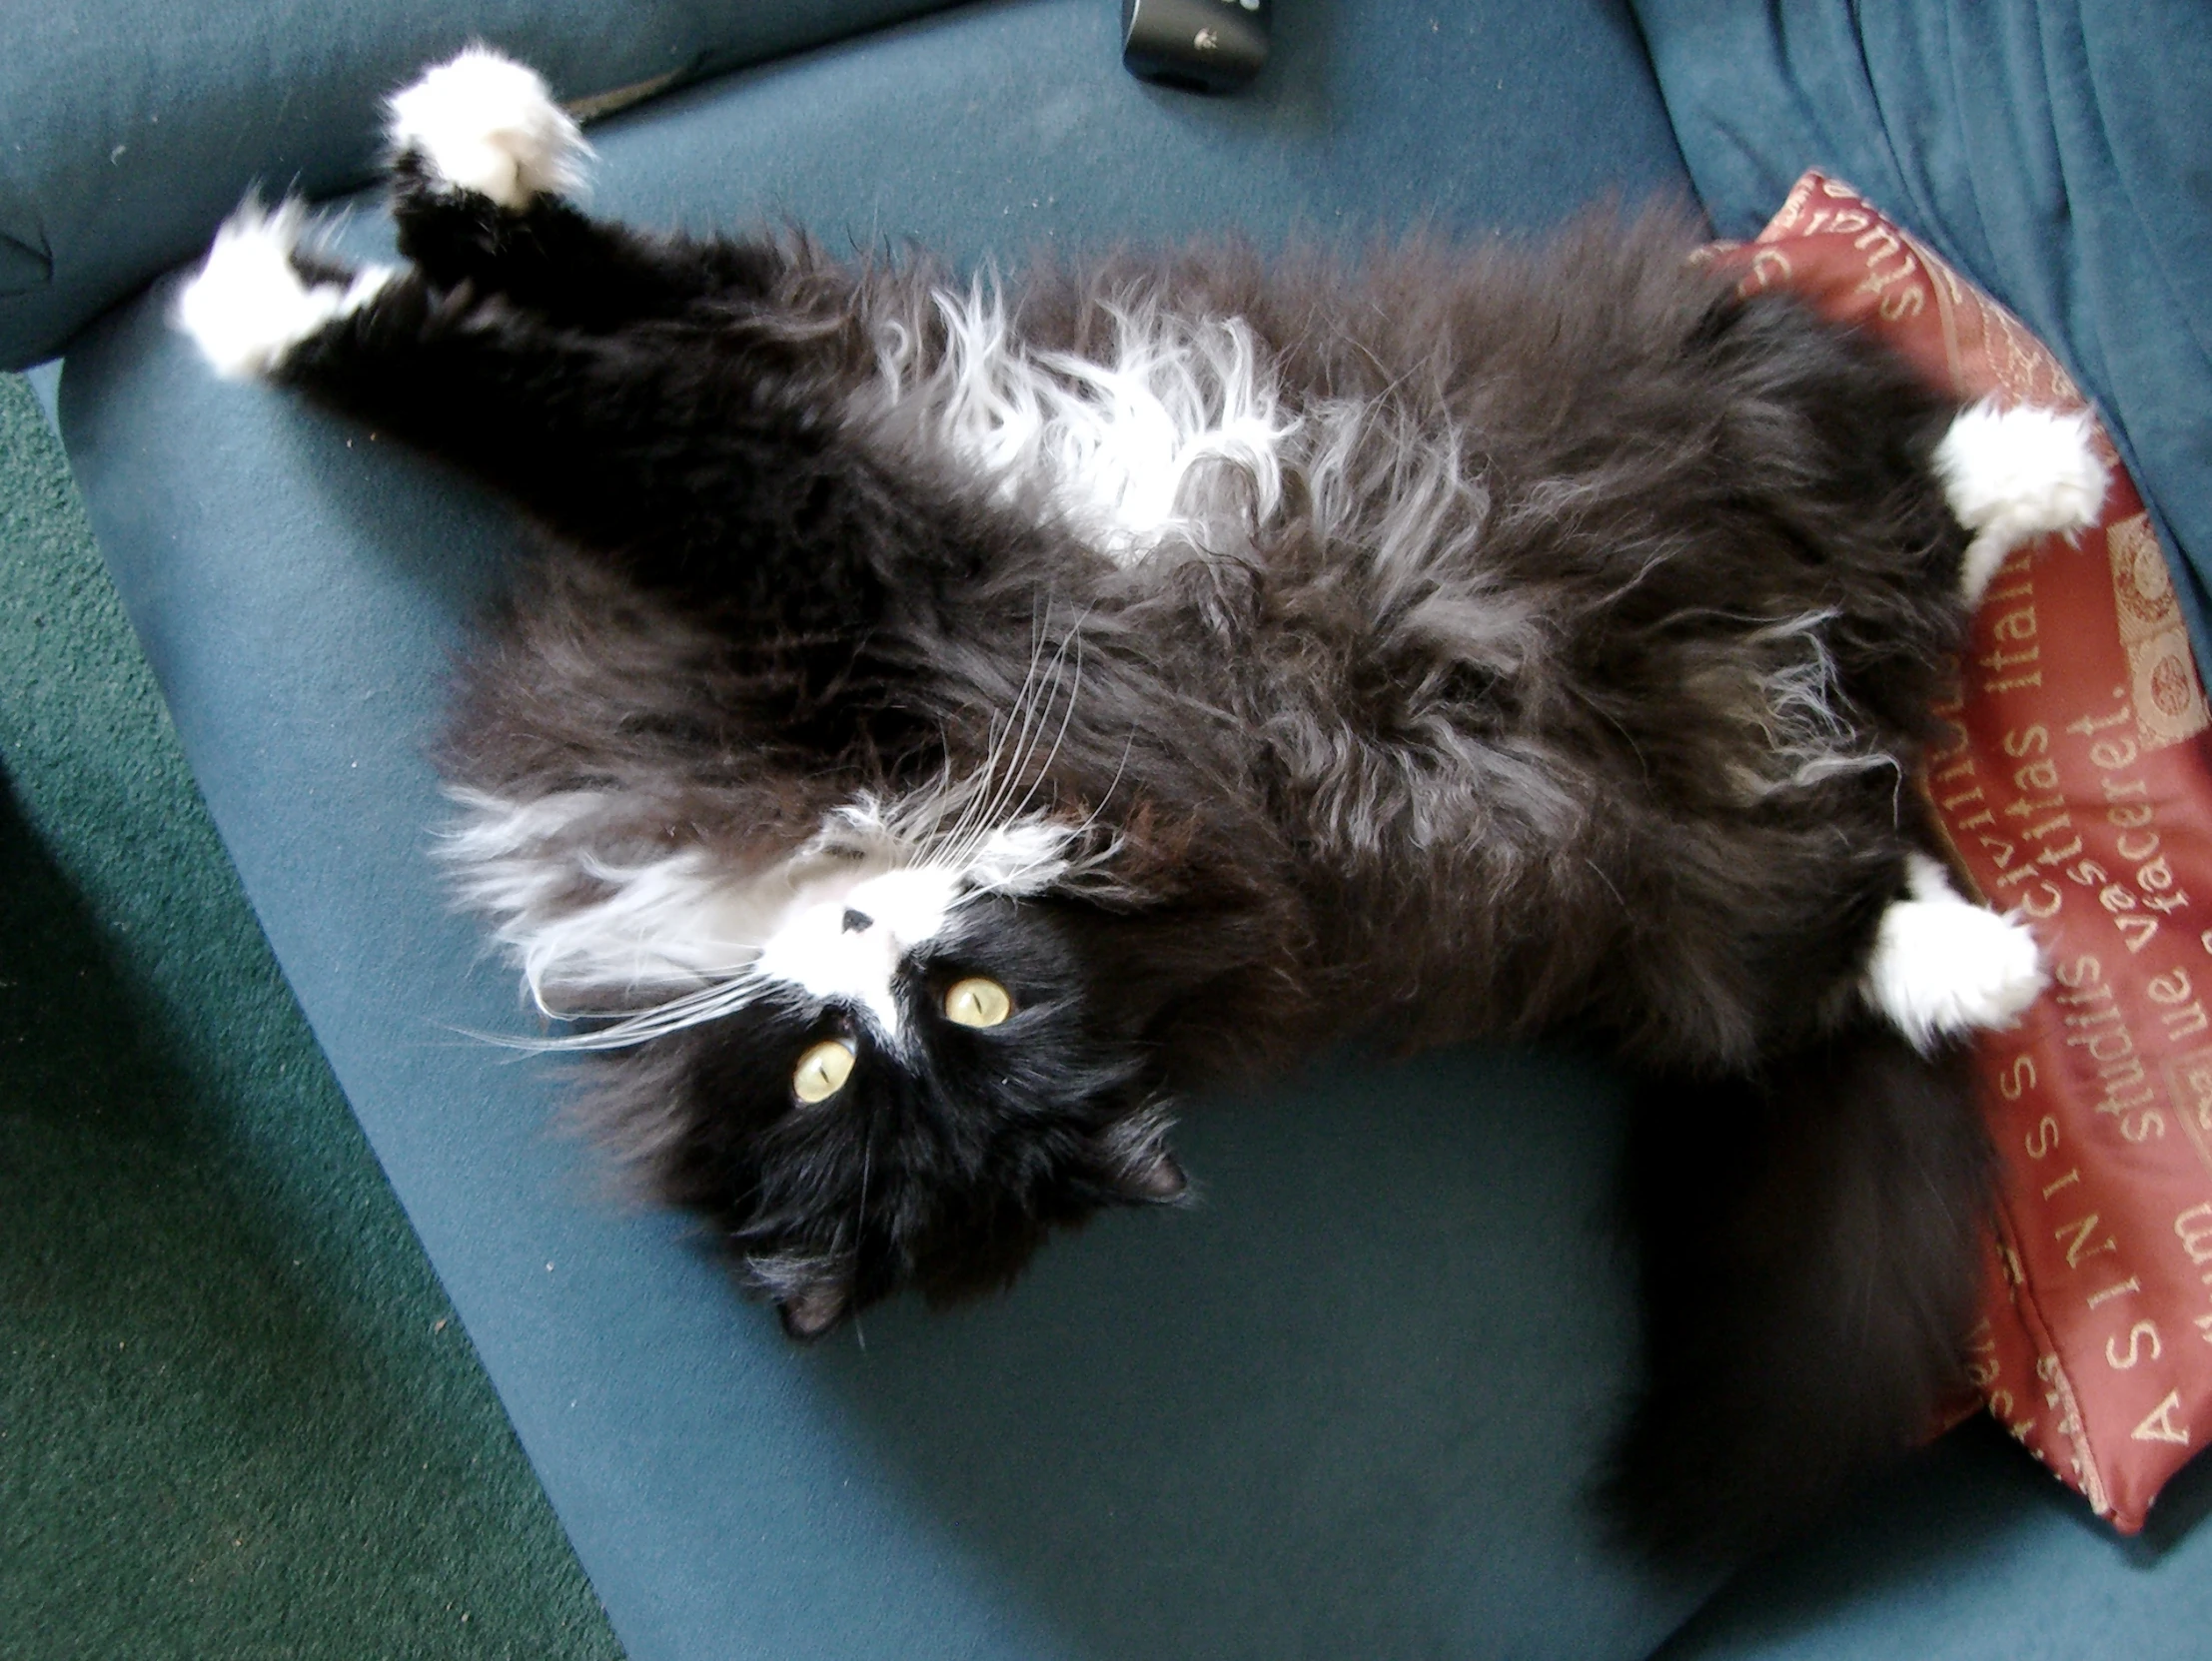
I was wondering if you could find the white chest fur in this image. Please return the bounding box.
[867,285,1299,562]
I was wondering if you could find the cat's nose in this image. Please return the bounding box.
[841,907,873,934]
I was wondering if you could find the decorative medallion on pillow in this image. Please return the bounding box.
[1711,172,2212,1532]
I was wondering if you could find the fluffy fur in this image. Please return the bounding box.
[175,51,2111,1565]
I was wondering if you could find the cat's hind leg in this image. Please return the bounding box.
[174,50,594,381]
[384,49,760,331]
[174,204,731,554]
[174,186,912,607]
[385,47,590,213]
[1861,851,2044,1052]
[172,198,397,381]
[1935,401,2109,606]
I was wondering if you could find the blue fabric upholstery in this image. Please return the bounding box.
[0,0,960,371]
[1659,1418,2212,1659]
[58,2,1714,1656]
[1629,0,2212,676]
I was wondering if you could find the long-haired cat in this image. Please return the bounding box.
[176,49,2109,1562]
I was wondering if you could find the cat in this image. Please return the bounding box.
[175,48,2109,1562]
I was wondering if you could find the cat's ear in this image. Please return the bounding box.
[1092,1119,1189,1206]
[1111,1144,1189,1204]
[775,1277,848,1340]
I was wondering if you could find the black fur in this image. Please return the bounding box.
[221,130,2004,1564]
[1614,1027,1990,1564]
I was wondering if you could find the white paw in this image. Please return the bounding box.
[387,46,589,210]
[173,198,392,379]
[1936,402,2109,592]
[1863,857,2045,1051]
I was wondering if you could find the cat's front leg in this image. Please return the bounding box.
[1859,403,2108,1043]
[175,211,806,576]
[1935,401,2109,605]
[1861,851,2045,1050]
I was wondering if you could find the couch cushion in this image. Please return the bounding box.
[0,0,963,372]
[58,2,1713,1658]
[1656,1417,2212,1659]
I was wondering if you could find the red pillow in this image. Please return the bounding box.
[1708,173,2212,1533]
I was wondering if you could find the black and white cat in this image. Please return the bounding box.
[177,49,2108,1560]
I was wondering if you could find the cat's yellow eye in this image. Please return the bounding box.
[792,1038,856,1104]
[942,976,1013,1029]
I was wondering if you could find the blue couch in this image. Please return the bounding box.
[23,1,2212,1654]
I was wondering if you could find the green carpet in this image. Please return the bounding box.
[0,371,625,1660]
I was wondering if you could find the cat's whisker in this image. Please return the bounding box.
[478,967,776,1053]
[942,625,1077,873]
[1000,639,1083,834]
[851,1129,873,1265]
[915,750,982,863]
[938,618,1059,858]
[983,623,1084,847]
[1046,725,1142,882]
[935,738,1010,865]
[996,628,1074,790]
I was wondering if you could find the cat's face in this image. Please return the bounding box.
[450,778,1220,1337]
[644,888,1188,1337]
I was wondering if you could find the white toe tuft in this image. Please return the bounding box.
[173,198,391,380]
[1937,402,2110,542]
[387,46,589,209]
[1864,859,2046,1052]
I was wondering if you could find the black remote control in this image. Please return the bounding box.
[1122,0,1269,93]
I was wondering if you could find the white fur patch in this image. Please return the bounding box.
[1935,402,2109,604]
[174,199,392,379]
[441,788,856,1004]
[444,781,1109,1050]
[752,864,963,1038]
[1863,852,2046,1051]
[871,286,1297,561]
[387,46,590,208]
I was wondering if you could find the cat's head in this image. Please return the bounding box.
[452,780,1282,1337]
[620,877,1192,1337]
